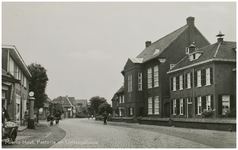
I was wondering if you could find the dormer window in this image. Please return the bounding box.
[153,49,160,55]
[189,53,202,61]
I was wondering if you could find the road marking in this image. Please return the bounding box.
[45,132,52,138]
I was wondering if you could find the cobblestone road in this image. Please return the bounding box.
[51,118,236,148]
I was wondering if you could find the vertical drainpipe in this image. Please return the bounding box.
[192,67,195,118]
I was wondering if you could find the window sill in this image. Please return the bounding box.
[205,84,211,87]
[154,85,159,88]
[187,87,191,89]
[196,85,202,88]
[179,89,183,91]
[172,90,176,92]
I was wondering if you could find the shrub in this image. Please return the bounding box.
[225,109,236,118]
[202,109,215,118]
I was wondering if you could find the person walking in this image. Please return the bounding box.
[102,111,108,125]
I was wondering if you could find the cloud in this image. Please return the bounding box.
[68,49,112,60]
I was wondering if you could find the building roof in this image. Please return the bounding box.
[52,96,76,108]
[2,45,32,78]
[136,25,189,63]
[116,86,124,94]
[75,99,88,107]
[168,39,236,74]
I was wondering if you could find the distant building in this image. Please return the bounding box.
[111,86,125,117]
[168,33,236,118]
[120,17,210,117]
[52,95,76,118]
[75,99,88,118]
[2,45,32,125]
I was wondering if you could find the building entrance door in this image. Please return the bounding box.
[138,107,144,117]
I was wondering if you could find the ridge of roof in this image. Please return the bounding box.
[137,25,189,63]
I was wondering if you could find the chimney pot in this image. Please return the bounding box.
[216,31,224,43]
[145,41,151,48]
[186,16,195,26]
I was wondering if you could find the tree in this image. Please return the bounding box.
[99,102,113,115]
[28,63,49,123]
[89,96,106,115]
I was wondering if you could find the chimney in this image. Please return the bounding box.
[216,31,224,43]
[186,16,195,26]
[145,41,151,48]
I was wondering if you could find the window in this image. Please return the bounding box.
[18,69,22,81]
[148,68,152,88]
[119,96,122,103]
[9,57,14,75]
[128,74,132,92]
[173,77,176,91]
[24,76,27,88]
[148,97,152,114]
[206,95,211,110]
[197,70,202,87]
[122,95,124,103]
[138,73,142,91]
[180,98,183,115]
[187,97,192,104]
[154,66,159,87]
[179,75,183,90]
[130,107,133,116]
[222,95,230,115]
[154,96,159,114]
[173,99,176,115]
[206,68,211,85]
[187,73,191,88]
[197,96,202,114]
[15,65,19,79]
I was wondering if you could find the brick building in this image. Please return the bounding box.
[111,86,125,117]
[2,45,32,125]
[167,33,236,118]
[120,17,210,118]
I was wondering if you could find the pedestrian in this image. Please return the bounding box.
[102,111,108,125]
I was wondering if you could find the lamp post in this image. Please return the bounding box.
[27,91,35,129]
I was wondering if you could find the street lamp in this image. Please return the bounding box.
[27,91,35,129]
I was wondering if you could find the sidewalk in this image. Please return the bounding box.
[2,120,66,148]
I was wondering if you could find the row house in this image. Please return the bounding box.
[2,45,32,125]
[120,17,210,118]
[167,33,236,118]
[52,95,76,118]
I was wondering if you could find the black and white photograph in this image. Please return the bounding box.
[1,1,236,148]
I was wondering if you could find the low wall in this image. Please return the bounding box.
[139,117,236,131]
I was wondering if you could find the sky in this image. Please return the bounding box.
[2,2,236,104]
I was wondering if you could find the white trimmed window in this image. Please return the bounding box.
[154,96,159,114]
[122,95,124,103]
[197,96,202,114]
[187,72,191,88]
[180,98,183,115]
[119,96,122,103]
[173,77,176,91]
[154,65,159,87]
[206,68,211,86]
[148,97,152,114]
[206,95,211,110]
[173,99,176,115]
[130,107,133,116]
[148,68,152,88]
[9,57,14,75]
[24,76,27,88]
[138,73,142,91]
[179,75,183,90]
[197,70,202,87]
[128,74,132,92]
[222,95,230,115]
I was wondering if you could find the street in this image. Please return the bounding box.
[51,118,236,148]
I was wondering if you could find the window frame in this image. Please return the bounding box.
[179,98,183,115]
[154,65,159,87]
[173,99,176,115]
[138,72,143,91]
[154,96,159,114]
[148,97,153,115]
[173,77,176,91]
[197,96,202,115]
[147,68,152,89]
[197,70,202,87]
[179,75,183,90]
[128,74,132,92]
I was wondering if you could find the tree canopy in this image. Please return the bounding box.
[89,96,106,115]
[28,63,49,109]
[99,102,113,115]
